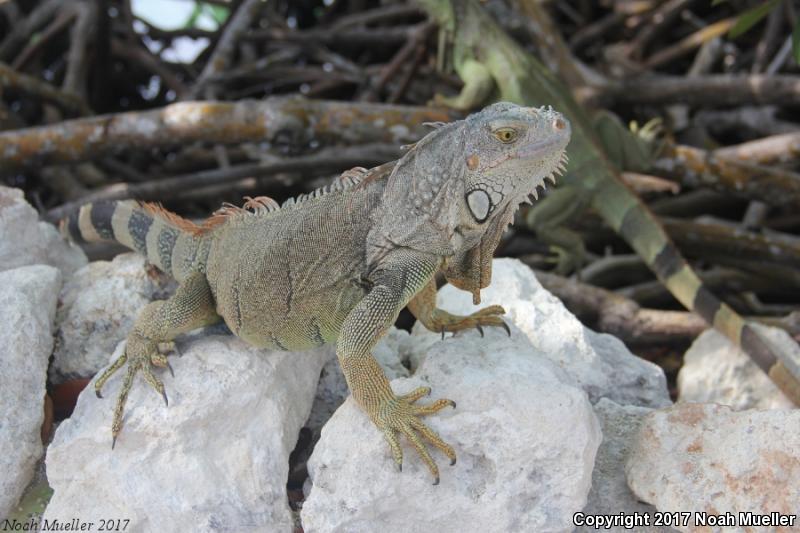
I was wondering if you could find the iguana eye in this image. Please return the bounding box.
[466,189,493,223]
[493,128,517,143]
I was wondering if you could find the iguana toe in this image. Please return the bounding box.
[399,386,432,403]
[94,350,128,398]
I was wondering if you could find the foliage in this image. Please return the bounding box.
[714,0,800,63]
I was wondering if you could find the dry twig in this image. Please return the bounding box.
[0,97,458,170]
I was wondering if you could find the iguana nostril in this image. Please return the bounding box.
[553,118,566,130]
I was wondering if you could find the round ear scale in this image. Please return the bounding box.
[466,189,492,223]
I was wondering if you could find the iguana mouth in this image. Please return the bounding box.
[516,135,569,162]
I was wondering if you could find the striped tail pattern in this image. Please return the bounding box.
[60,200,207,280]
[593,176,800,405]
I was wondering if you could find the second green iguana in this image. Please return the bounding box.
[62,102,571,483]
[416,0,800,404]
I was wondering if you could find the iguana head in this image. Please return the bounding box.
[443,102,570,302]
[371,102,571,303]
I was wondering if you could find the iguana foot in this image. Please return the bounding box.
[545,244,586,276]
[94,333,174,448]
[434,305,510,339]
[430,93,471,112]
[377,388,457,484]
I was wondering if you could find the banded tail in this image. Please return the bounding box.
[60,200,208,280]
[593,177,800,405]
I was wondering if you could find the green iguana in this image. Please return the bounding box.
[62,102,571,483]
[416,0,800,404]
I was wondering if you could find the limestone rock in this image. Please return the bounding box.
[626,402,800,533]
[44,334,328,532]
[0,186,86,277]
[678,324,794,410]
[0,265,61,518]
[410,258,670,408]
[576,399,677,533]
[302,323,601,533]
[51,253,172,384]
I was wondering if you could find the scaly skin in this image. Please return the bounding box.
[415,0,800,405]
[62,102,572,482]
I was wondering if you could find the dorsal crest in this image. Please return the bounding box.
[198,163,390,230]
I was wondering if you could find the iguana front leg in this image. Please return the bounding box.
[338,254,456,483]
[95,272,221,447]
[407,278,509,337]
[523,184,591,274]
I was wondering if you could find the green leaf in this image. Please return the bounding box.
[183,3,204,29]
[183,2,229,30]
[729,0,780,39]
[206,4,230,25]
[793,22,800,65]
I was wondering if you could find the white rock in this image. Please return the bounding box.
[678,325,795,410]
[410,258,670,408]
[0,265,61,518]
[0,186,87,277]
[51,253,172,384]
[44,334,329,532]
[626,403,800,533]
[307,328,411,438]
[302,324,601,533]
[576,399,677,533]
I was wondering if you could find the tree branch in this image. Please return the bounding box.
[0,97,459,170]
[583,74,800,107]
[45,143,402,222]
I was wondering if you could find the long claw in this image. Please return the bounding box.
[441,326,445,340]
[501,320,511,337]
[433,476,440,486]
[96,390,103,399]
[112,436,117,450]
[476,324,484,337]
[166,361,175,377]
[162,390,169,407]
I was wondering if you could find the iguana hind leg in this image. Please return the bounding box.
[95,271,220,447]
[407,279,509,338]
